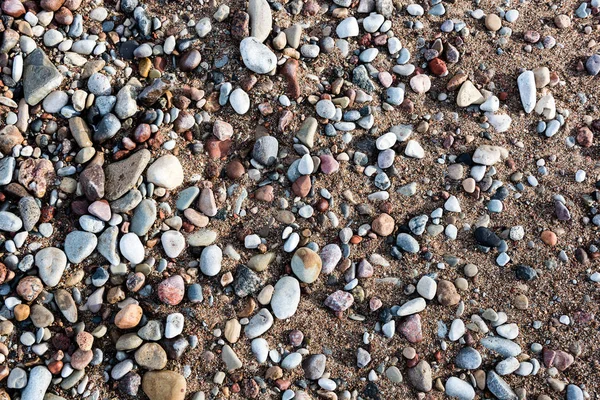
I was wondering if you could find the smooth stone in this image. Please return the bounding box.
[455,347,482,369]
[64,231,98,263]
[486,371,517,400]
[248,0,272,42]
[480,337,522,357]
[21,366,51,400]
[240,37,276,74]
[130,199,157,236]
[119,233,145,264]
[23,48,64,105]
[200,245,222,276]
[291,247,322,283]
[146,155,184,190]
[271,276,300,319]
[105,149,151,201]
[161,231,185,258]
[336,17,359,38]
[445,377,475,400]
[245,308,273,339]
[517,70,536,113]
[35,247,67,287]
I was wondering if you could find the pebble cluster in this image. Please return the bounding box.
[0,0,599,399]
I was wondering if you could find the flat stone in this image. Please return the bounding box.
[517,70,536,113]
[64,231,98,263]
[21,366,51,400]
[142,371,186,400]
[105,149,151,201]
[23,49,64,105]
[245,308,273,339]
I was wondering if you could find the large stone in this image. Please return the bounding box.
[142,370,186,400]
[20,366,52,400]
[240,37,277,74]
[23,48,64,105]
[248,0,272,42]
[146,155,184,190]
[0,125,24,154]
[35,247,67,287]
[271,276,300,319]
[105,149,151,201]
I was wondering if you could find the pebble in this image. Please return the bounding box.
[240,37,276,74]
[271,276,301,319]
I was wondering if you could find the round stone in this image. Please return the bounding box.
[291,247,322,283]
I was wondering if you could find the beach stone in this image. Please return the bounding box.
[436,280,460,306]
[23,49,64,105]
[0,211,22,232]
[142,371,186,400]
[146,155,184,190]
[105,149,151,201]
[303,354,326,380]
[456,81,483,107]
[55,289,78,322]
[337,17,359,38]
[543,348,574,371]
[240,37,276,74]
[324,290,354,312]
[486,371,517,400]
[397,298,426,316]
[253,136,278,166]
[135,343,167,370]
[30,304,54,327]
[445,377,475,400]
[120,232,145,264]
[245,308,274,339]
[160,230,186,259]
[230,88,250,114]
[21,366,51,400]
[455,347,482,369]
[17,276,43,302]
[271,276,300,319]
[0,157,15,185]
[0,126,24,155]
[35,247,67,287]
[200,245,222,276]
[409,74,431,94]
[398,314,422,343]
[64,231,98,263]
[158,275,185,305]
[291,247,322,283]
[481,337,522,357]
[408,360,432,392]
[320,244,342,274]
[115,304,143,329]
[248,0,272,42]
[396,233,419,253]
[586,54,600,76]
[474,226,502,247]
[416,276,436,300]
[517,70,536,113]
[222,344,242,370]
[234,266,261,297]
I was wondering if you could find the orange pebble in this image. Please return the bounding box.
[541,230,557,246]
